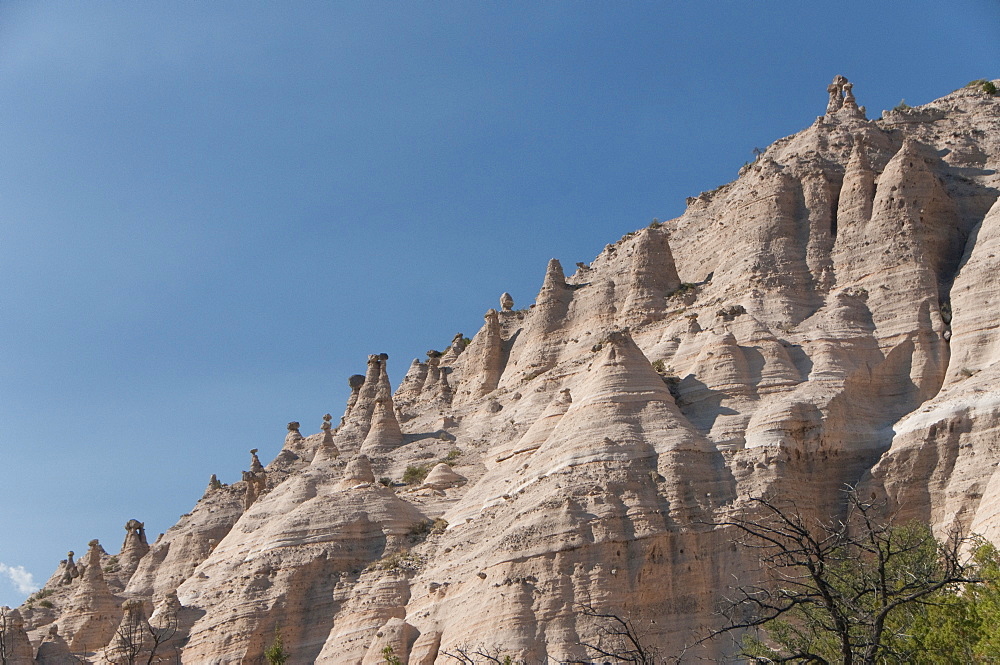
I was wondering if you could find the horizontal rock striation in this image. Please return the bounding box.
[18,77,1000,663]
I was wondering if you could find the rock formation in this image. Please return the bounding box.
[318,412,339,457]
[58,552,77,586]
[1,606,37,664]
[453,308,504,403]
[58,540,122,654]
[285,421,303,445]
[499,292,514,312]
[420,463,465,490]
[103,599,155,663]
[241,449,268,511]
[438,332,467,366]
[118,520,149,580]
[17,77,1000,663]
[394,359,428,411]
[339,454,377,489]
[359,398,405,456]
[35,624,74,665]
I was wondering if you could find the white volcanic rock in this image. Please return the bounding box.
[438,333,467,366]
[339,454,377,489]
[175,458,427,663]
[1,607,37,664]
[360,397,405,456]
[945,196,1000,383]
[316,571,414,662]
[619,227,682,325]
[58,540,122,654]
[322,354,390,461]
[125,483,244,603]
[24,78,1000,663]
[102,599,155,663]
[490,387,572,466]
[500,258,573,384]
[394,359,428,413]
[866,197,1000,535]
[452,309,504,404]
[116,519,150,581]
[360,617,419,664]
[421,463,465,490]
[35,624,75,665]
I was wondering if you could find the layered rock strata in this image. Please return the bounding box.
[17,77,1000,663]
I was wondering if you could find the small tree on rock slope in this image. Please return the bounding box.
[709,490,979,664]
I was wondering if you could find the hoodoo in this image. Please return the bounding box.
[14,77,1000,663]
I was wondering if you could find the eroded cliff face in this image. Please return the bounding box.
[16,78,1000,663]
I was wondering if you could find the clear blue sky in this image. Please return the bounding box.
[1,1,997,606]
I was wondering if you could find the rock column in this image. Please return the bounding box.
[62,540,122,654]
[621,228,681,325]
[455,308,505,403]
[0,606,36,664]
[118,519,150,581]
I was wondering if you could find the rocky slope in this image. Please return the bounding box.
[9,77,1000,664]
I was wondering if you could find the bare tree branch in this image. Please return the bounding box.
[441,644,518,664]
[700,488,980,665]
[565,603,660,664]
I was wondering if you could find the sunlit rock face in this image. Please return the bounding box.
[19,78,1000,663]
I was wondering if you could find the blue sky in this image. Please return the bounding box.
[1,1,997,606]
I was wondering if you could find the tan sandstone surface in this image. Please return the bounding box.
[14,77,1000,663]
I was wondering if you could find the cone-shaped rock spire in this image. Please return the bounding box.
[851,138,958,403]
[61,540,123,654]
[538,258,569,306]
[0,606,36,664]
[439,332,467,365]
[338,454,377,490]
[359,354,383,401]
[508,259,574,380]
[80,540,105,584]
[59,550,79,585]
[242,450,267,512]
[422,463,467,490]
[104,599,155,662]
[832,139,878,283]
[36,623,75,664]
[419,355,453,405]
[393,358,427,407]
[317,353,394,462]
[249,449,264,474]
[375,353,393,402]
[621,228,681,325]
[455,309,505,403]
[840,141,876,223]
[341,374,366,425]
[359,396,404,456]
[532,331,722,517]
[318,413,338,458]
[877,139,963,292]
[341,354,384,434]
[117,519,149,581]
